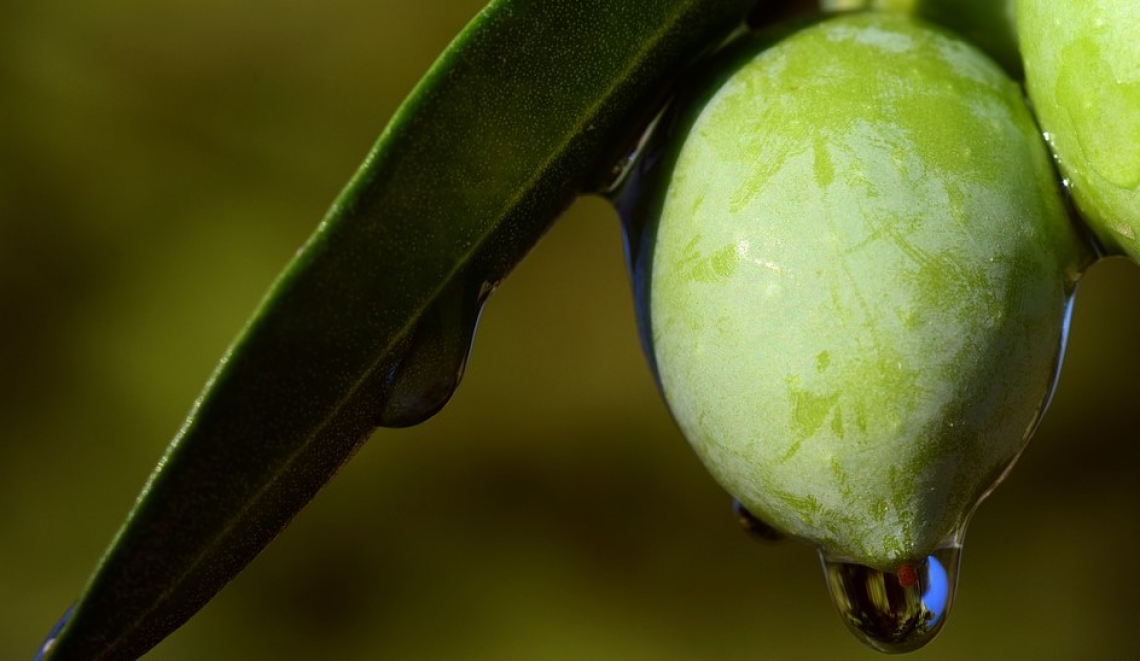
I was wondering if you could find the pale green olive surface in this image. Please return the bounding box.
[631,13,1086,568]
[822,0,1021,77]
[1018,0,1140,260]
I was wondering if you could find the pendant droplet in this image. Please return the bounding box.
[821,545,961,654]
[732,500,784,543]
[35,605,74,661]
[376,277,488,428]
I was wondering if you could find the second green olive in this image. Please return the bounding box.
[1018,0,1140,261]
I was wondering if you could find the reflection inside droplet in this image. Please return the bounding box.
[821,545,961,654]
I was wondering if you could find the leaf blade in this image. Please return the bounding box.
[42,1,755,658]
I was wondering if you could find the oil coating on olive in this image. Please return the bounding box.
[624,13,1086,568]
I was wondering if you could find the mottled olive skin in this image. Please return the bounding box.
[823,0,1021,77]
[1018,0,1140,261]
[631,14,1084,568]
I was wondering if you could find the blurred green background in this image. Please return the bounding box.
[2,2,1139,659]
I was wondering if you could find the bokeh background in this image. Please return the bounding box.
[2,2,1139,659]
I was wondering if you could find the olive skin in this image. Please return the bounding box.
[1018,0,1140,261]
[823,0,1021,77]
[625,13,1086,568]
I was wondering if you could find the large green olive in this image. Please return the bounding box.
[623,13,1086,569]
[822,0,1021,77]
[1018,0,1140,261]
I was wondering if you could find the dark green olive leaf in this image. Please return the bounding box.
[39,0,756,659]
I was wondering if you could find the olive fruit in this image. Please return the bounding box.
[822,0,1021,77]
[621,13,1085,571]
[1018,0,1140,261]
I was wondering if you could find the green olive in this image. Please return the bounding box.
[822,0,1021,77]
[1018,0,1140,261]
[624,13,1085,568]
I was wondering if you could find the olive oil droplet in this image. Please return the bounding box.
[732,500,784,543]
[376,277,490,428]
[821,545,961,654]
[35,605,74,661]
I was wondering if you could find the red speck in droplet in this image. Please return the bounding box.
[897,564,919,588]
